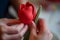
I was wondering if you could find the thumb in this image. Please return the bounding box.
[0,18,21,25]
[37,18,45,35]
[29,21,37,36]
[3,19,21,25]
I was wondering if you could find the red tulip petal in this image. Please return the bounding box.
[26,2,36,19]
[20,4,25,10]
[18,4,25,14]
[18,6,33,24]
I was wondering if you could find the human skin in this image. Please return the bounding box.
[0,18,28,40]
[29,19,53,40]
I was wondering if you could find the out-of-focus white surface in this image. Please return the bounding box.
[39,10,60,40]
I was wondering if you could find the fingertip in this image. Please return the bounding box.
[20,23,24,25]
[19,25,28,37]
[18,23,24,27]
[24,25,28,31]
[38,18,44,23]
[29,21,36,27]
[32,21,36,28]
[37,18,44,27]
[29,21,36,31]
[17,23,24,31]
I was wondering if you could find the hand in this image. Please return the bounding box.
[0,18,28,40]
[29,18,53,40]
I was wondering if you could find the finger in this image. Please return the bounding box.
[29,21,36,31]
[19,25,28,37]
[29,21,37,36]
[2,33,20,40]
[1,24,18,34]
[0,18,21,25]
[37,18,45,34]
[0,23,8,32]
[17,23,24,32]
[5,19,21,25]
